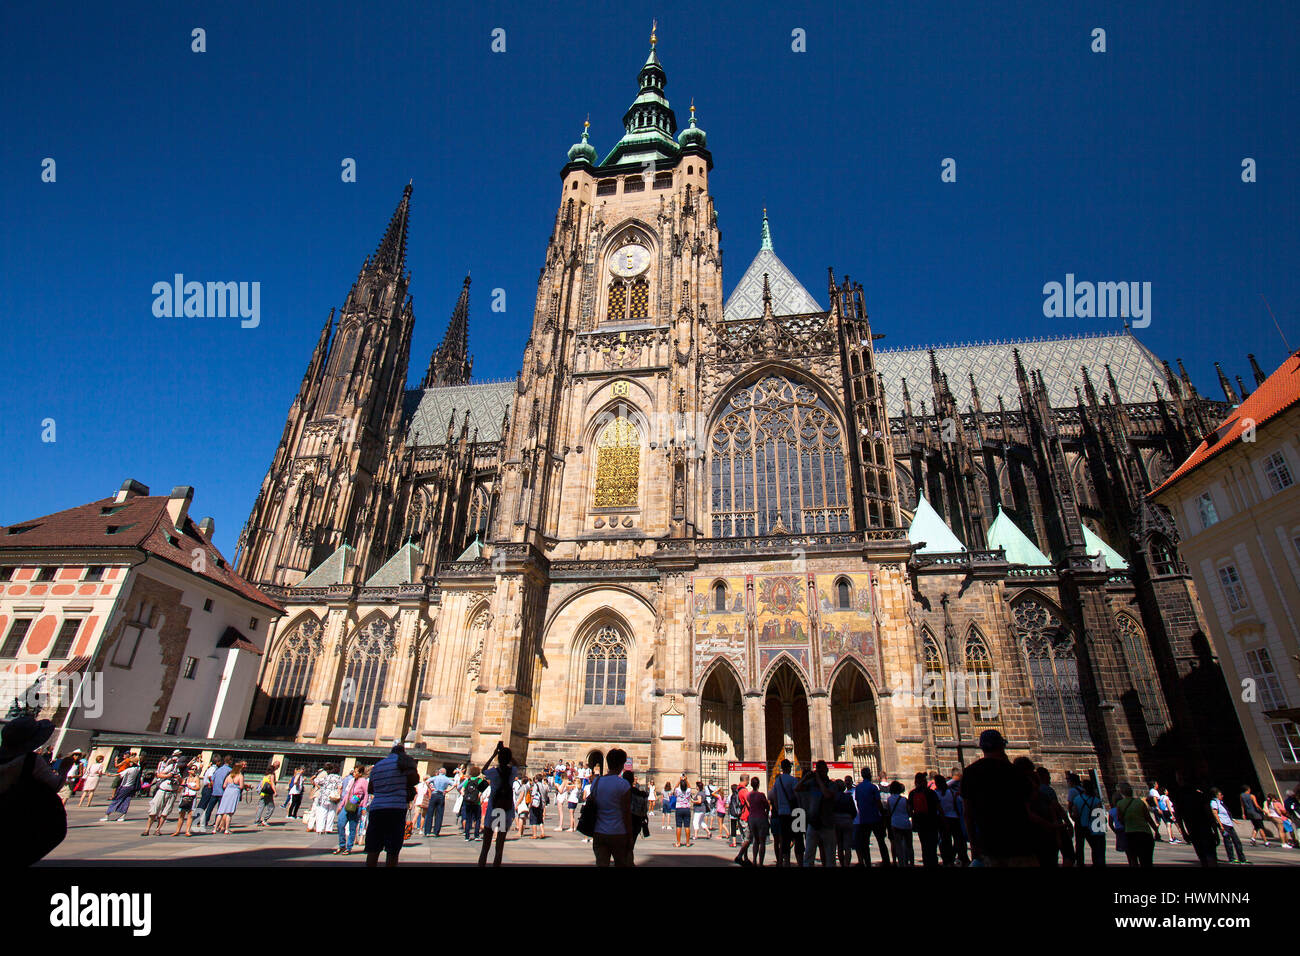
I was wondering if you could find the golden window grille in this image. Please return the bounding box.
[628,279,649,319]
[607,282,626,322]
[594,417,639,507]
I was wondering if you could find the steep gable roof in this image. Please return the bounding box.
[1153,350,1300,494]
[406,381,514,448]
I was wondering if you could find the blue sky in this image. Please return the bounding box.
[1,1,1296,557]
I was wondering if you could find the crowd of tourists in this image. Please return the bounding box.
[7,715,1300,867]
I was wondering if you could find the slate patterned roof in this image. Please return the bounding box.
[1153,350,1300,494]
[875,331,1167,419]
[0,493,283,613]
[296,543,353,588]
[405,381,514,448]
[723,249,823,321]
[365,542,423,586]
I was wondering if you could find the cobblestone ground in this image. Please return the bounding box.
[38,800,1300,867]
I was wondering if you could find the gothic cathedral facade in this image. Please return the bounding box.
[235,36,1256,794]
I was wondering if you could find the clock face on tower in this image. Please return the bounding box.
[610,243,650,278]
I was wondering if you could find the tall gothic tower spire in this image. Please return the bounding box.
[369,181,412,277]
[422,274,473,387]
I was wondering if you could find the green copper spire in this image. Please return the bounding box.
[678,98,707,150]
[760,207,773,251]
[598,22,680,169]
[567,116,597,165]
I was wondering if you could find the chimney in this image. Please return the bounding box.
[166,486,194,530]
[115,479,150,503]
[198,517,215,540]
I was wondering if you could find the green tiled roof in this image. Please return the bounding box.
[296,543,355,587]
[907,494,966,553]
[406,381,514,447]
[1082,524,1128,570]
[986,506,1052,566]
[365,541,423,586]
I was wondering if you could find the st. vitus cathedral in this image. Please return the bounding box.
[234,33,1257,794]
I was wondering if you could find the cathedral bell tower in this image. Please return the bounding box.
[470,27,721,760]
[236,185,417,585]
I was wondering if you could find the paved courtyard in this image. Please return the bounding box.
[38,799,1300,867]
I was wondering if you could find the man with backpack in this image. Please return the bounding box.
[529,773,549,839]
[1070,779,1107,866]
[796,761,839,866]
[460,766,486,841]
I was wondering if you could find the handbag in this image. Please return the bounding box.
[576,777,601,837]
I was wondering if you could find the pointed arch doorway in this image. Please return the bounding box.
[830,662,881,779]
[764,661,812,780]
[700,664,744,784]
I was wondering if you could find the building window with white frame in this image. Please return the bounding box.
[1217,564,1248,613]
[1271,722,1299,762]
[1245,647,1288,710]
[1263,450,1294,494]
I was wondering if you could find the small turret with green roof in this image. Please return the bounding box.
[567,118,597,166]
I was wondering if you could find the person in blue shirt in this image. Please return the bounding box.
[767,759,804,866]
[424,766,454,837]
[364,744,419,868]
[853,767,891,866]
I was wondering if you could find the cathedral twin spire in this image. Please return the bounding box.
[423,275,473,388]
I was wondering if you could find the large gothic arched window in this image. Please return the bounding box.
[964,630,999,726]
[263,617,321,731]
[334,617,395,731]
[710,375,850,537]
[922,631,951,738]
[1015,600,1088,743]
[594,417,640,508]
[582,625,628,707]
[1116,613,1170,741]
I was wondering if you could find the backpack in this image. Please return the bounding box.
[576,777,601,837]
[463,779,481,808]
[630,786,649,820]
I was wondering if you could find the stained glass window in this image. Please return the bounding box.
[923,632,951,738]
[1015,600,1088,743]
[1116,613,1169,740]
[583,625,628,706]
[264,618,321,731]
[594,417,639,508]
[710,375,850,537]
[965,631,998,725]
[334,617,395,731]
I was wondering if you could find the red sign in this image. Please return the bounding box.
[727,762,767,771]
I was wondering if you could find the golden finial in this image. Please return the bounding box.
[650,19,657,46]
[690,97,695,115]
[584,112,590,130]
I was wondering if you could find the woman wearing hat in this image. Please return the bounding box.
[100,753,142,822]
[0,715,68,865]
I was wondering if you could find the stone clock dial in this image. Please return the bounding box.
[610,243,650,277]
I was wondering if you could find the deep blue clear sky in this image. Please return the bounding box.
[2,1,1296,557]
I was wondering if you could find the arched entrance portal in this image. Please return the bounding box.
[700,665,744,783]
[830,663,881,778]
[764,661,811,779]
[586,749,604,774]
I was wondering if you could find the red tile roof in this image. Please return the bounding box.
[1153,351,1300,496]
[0,494,283,614]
